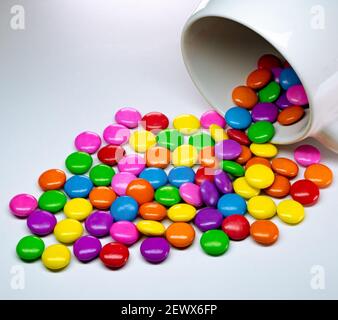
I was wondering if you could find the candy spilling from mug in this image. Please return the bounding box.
[9,54,333,271]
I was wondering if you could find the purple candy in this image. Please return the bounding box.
[287,84,308,106]
[85,211,113,237]
[200,181,219,207]
[140,237,170,264]
[194,208,223,232]
[214,170,233,194]
[27,209,57,236]
[276,92,292,109]
[215,139,242,160]
[73,235,102,262]
[251,103,279,123]
[271,67,283,83]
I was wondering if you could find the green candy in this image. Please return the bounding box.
[65,151,93,175]
[38,190,67,213]
[16,235,45,261]
[221,160,245,177]
[200,230,230,256]
[188,132,215,151]
[259,81,281,103]
[155,185,181,206]
[156,129,184,151]
[89,164,115,186]
[248,121,275,144]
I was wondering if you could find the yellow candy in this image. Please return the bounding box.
[64,198,93,221]
[136,220,166,236]
[277,199,305,225]
[54,218,83,244]
[209,124,228,142]
[233,177,260,199]
[42,244,71,271]
[167,203,197,222]
[173,114,200,135]
[250,143,278,158]
[129,130,156,153]
[247,195,277,219]
[172,144,198,167]
[245,164,275,189]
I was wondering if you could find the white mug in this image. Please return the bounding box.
[181,0,338,153]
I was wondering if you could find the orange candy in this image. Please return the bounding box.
[271,157,299,179]
[165,222,195,248]
[198,146,218,168]
[139,202,167,221]
[38,169,66,191]
[245,157,271,170]
[277,106,305,126]
[145,146,171,169]
[125,178,154,204]
[236,145,252,165]
[89,187,117,210]
[250,220,279,246]
[246,69,272,90]
[304,163,333,188]
[264,175,291,198]
[232,86,258,109]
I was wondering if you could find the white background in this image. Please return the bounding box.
[0,0,338,300]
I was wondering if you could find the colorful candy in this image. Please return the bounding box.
[277,106,305,126]
[264,175,291,198]
[125,178,154,204]
[89,186,117,210]
[250,220,279,245]
[194,208,223,232]
[294,144,321,167]
[89,164,115,186]
[245,164,275,189]
[279,68,301,90]
[27,210,57,236]
[111,172,137,196]
[42,244,71,270]
[110,196,138,221]
[232,86,258,109]
[200,180,219,207]
[247,195,276,219]
[247,121,275,143]
[179,182,203,207]
[140,237,170,263]
[173,114,200,135]
[189,132,215,151]
[233,177,260,199]
[64,198,93,221]
[271,157,299,179]
[172,144,198,167]
[85,211,113,237]
[115,107,142,128]
[257,54,282,70]
[222,215,250,241]
[139,167,168,189]
[217,193,247,217]
[214,170,233,194]
[225,107,252,130]
[277,199,305,224]
[209,124,228,142]
[200,230,230,256]
[145,146,171,168]
[290,179,320,206]
[258,81,281,103]
[141,111,169,133]
[100,242,129,269]
[304,164,333,188]
[246,69,271,90]
[215,139,242,160]
[75,131,102,154]
[137,220,166,236]
[139,202,167,221]
[110,221,139,245]
[250,143,278,158]
[129,130,156,153]
[73,236,102,262]
[251,103,279,123]
[287,84,308,105]
[64,175,93,198]
[38,169,66,191]
[38,190,67,213]
[168,166,195,188]
[167,203,197,222]
[155,185,181,206]
[117,154,146,175]
[16,235,45,261]
[103,124,130,145]
[65,151,93,175]
[156,129,184,151]
[166,222,195,248]
[97,145,126,166]
[9,194,38,218]
[221,160,245,177]
[200,110,226,129]
[54,218,84,244]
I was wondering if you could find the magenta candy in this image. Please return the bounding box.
[200,110,226,129]
[117,154,146,176]
[294,144,321,167]
[27,210,57,236]
[73,235,102,262]
[115,107,142,129]
[103,124,130,145]
[271,67,283,83]
[9,194,38,218]
[200,180,219,207]
[214,170,233,194]
[287,85,308,105]
[179,182,203,207]
[194,208,223,232]
[140,237,170,264]
[74,131,102,154]
[85,211,113,237]
[111,172,137,196]
[215,139,242,160]
[276,92,292,109]
[251,102,279,123]
[110,221,139,246]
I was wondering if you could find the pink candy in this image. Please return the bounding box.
[179,182,203,207]
[115,107,142,129]
[74,131,102,154]
[294,144,321,167]
[117,154,146,176]
[9,194,38,218]
[110,221,139,246]
[103,124,130,145]
[287,85,308,106]
[200,110,226,129]
[111,172,137,196]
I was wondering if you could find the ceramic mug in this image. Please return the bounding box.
[181,0,338,153]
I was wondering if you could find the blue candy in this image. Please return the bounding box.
[279,68,301,90]
[225,107,252,130]
[168,166,195,188]
[217,193,247,217]
[139,168,168,189]
[64,175,93,198]
[110,196,138,221]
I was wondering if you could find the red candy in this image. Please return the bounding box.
[99,242,129,269]
[258,54,282,70]
[98,145,126,166]
[290,179,320,206]
[195,167,215,186]
[141,112,169,133]
[222,215,250,241]
[227,129,250,145]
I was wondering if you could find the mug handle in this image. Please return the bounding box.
[316,122,338,153]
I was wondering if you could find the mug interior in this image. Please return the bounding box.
[182,16,311,144]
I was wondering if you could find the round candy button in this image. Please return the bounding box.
[279,68,301,90]
[140,237,170,264]
[194,208,223,232]
[247,195,277,219]
[225,107,252,130]
[236,146,252,165]
[74,131,102,154]
[172,145,198,167]
[271,157,299,179]
[217,193,247,217]
[54,219,83,244]
[110,196,138,222]
[188,132,215,152]
[115,107,142,128]
[248,121,275,144]
[38,190,67,213]
[145,146,171,169]
[85,211,113,237]
[89,187,117,210]
[200,230,230,256]
[89,164,115,186]
[179,183,203,207]
[117,154,146,176]
[139,168,168,189]
[9,194,38,218]
[290,179,320,206]
[221,160,245,177]
[168,166,195,188]
[100,242,129,269]
[103,124,130,145]
[277,106,305,126]
[214,170,233,194]
[232,86,258,109]
[304,164,333,188]
[246,68,272,90]
[250,220,279,245]
[16,235,45,261]
[167,203,197,222]
[42,244,71,270]
[198,146,218,168]
[97,145,126,166]
[38,169,66,191]
[155,185,181,206]
[251,103,279,123]
[245,164,275,189]
[27,210,57,236]
[277,199,305,225]
[111,172,137,196]
[137,220,166,236]
[129,130,156,153]
[195,167,215,186]
[173,114,200,135]
[110,221,139,246]
[64,198,93,221]
[222,215,250,241]
[294,145,320,167]
[64,175,93,198]
[287,85,308,105]
[139,202,167,221]
[73,236,102,262]
[250,143,278,158]
[200,110,226,129]
[200,180,219,207]
[233,177,260,200]
[258,81,281,103]
[210,124,228,142]
[257,54,282,70]
[276,92,292,109]
[166,222,195,248]
[65,152,93,175]
[227,129,250,145]
[245,157,271,169]
[156,129,184,151]
[141,112,169,133]
[215,139,242,160]
[264,175,291,198]
[126,178,154,205]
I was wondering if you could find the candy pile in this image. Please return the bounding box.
[10,54,333,271]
